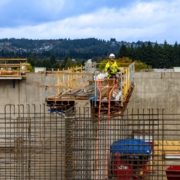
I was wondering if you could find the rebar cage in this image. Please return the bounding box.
[1,105,180,180]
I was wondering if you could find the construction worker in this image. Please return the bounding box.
[104,53,120,78]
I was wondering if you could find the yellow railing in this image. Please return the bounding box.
[119,63,134,102]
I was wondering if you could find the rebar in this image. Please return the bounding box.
[0,105,180,179]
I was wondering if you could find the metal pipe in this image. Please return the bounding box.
[105,116,110,179]
[95,116,100,179]
[108,78,117,117]
[120,71,123,106]
[94,71,97,107]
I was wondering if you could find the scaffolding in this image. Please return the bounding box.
[39,63,135,118]
[0,58,30,80]
[0,104,180,179]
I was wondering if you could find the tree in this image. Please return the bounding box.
[171,42,179,67]
[28,55,35,67]
[97,58,109,71]
[98,57,152,72]
[153,43,165,68]
[118,44,128,58]
[52,62,61,69]
[27,64,34,72]
[146,42,156,66]
[76,59,82,67]
[39,58,52,68]
[64,58,75,69]
[50,54,56,65]
[134,61,152,72]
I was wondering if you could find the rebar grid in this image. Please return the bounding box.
[0,105,180,180]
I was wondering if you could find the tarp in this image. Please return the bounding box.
[110,138,152,154]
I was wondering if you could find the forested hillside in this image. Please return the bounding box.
[118,41,180,68]
[0,38,180,69]
[0,38,120,60]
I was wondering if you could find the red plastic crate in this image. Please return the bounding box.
[166,166,180,180]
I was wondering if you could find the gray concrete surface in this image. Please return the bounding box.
[128,72,180,114]
[1,71,179,113]
[0,73,45,113]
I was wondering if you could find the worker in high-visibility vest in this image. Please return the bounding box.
[104,53,120,78]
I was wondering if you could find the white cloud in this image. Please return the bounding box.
[0,0,180,44]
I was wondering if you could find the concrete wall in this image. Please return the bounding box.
[1,71,180,114]
[128,72,180,114]
[0,73,45,113]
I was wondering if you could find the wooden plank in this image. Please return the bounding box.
[46,97,77,101]
[0,75,20,77]
[154,140,180,155]
[38,70,72,74]
[0,70,29,73]
[0,58,27,60]
[164,151,180,154]
[0,63,30,67]
[0,76,22,79]
[38,71,93,76]
[46,82,90,102]
[0,71,20,75]
[46,97,89,101]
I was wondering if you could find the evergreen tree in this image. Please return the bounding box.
[146,42,156,66]
[172,42,180,67]
[118,44,128,58]
[28,55,35,67]
[76,59,82,67]
[65,58,75,69]
[50,54,56,65]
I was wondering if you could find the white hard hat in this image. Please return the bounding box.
[109,53,115,58]
[21,66,26,70]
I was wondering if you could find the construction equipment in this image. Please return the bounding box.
[166,166,180,180]
[43,62,135,118]
[110,138,152,180]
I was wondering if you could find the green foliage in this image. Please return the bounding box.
[118,44,128,58]
[50,54,56,65]
[35,58,52,68]
[118,41,180,68]
[0,38,121,60]
[98,57,152,72]
[98,57,133,71]
[97,58,109,71]
[117,57,132,65]
[64,58,75,69]
[76,59,82,67]
[28,55,35,66]
[27,54,82,70]
[27,64,34,72]
[52,62,61,69]
[2,38,180,68]
[134,61,152,72]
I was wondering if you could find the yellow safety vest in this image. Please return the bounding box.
[104,61,118,75]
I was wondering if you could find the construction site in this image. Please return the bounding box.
[0,58,180,180]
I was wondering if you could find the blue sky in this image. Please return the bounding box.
[0,0,180,44]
